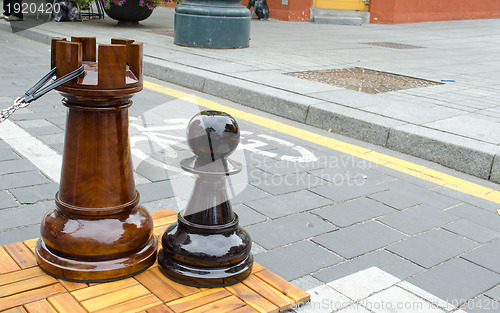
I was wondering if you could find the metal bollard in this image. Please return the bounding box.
[158,110,253,287]
[174,0,251,48]
[35,37,157,283]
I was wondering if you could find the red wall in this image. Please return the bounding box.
[161,1,312,21]
[371,0,500,24]
[241,0,313,21]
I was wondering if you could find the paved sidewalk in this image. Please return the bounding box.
[1,8,500,183]
[2,12,500,313]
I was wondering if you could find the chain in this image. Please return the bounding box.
[0,66,83,124]
[0,97,30,123]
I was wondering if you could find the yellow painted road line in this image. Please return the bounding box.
[144,80,500,204]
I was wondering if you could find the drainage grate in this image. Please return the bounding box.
[363,42,424,49]
[286,67,442,94]
[147,30,175,37]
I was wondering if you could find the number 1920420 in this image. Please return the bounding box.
[6,2,61,14]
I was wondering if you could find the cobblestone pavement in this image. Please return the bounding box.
[1,9,500,182]
[1,30,500,312]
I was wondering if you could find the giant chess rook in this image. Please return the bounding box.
[35,37,158,283]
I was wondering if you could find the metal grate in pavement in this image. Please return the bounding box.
[363,42,425,49]
[286,67,442,94]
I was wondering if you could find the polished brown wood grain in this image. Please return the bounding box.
[0,209,310,313]
[35,37,157,283]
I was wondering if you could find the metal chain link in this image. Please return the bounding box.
[0,97,30,123]
[0,66,84,124]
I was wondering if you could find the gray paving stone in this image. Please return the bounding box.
[364,101,464,124]
[443,219,500,243]
[134,166,168,182]
[486,285,500,303]
[367,189,423,210]
[26,125,62,136]
[256,160,317,176]
[290,275,324,291]
[387,230,477,268]
[0,171,49,190]
[251,242,266,255]
[233,204,267,227]
[246,166,272,183]
[230,184,269,205]
[308,167,391,186]
[10,183,58,204]
[408,258,500,307]
[247,213,337,250]
[0,225,41,246]
[378,204,458,235]
[15,119,53,128]
[0,159,38,175]
[0,191,18,210]
[0,141,9,149]
[462,239,500,274]
[313,221,407,259]
[251,172,327,195]
[433,186,499,213]
[378,180,461,210]
[0,201,52,230]
[310,179,390,203]
[242,151,276,167]
[254,240,343,281]
[313,197,395,227]
[424,115,500,146]
[245,189,332,219]
[447,204,500,232]
[313,250,424,283]
[49,143,64,154]
[0,149,19,162]
[142,196,186,213]
[137,180,178,203]
[462,296,500,313]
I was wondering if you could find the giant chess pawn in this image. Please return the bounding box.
[158,110,253,287]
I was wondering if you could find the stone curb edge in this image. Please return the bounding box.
[2,22,500,183]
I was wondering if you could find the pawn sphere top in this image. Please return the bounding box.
[187,111,240,160]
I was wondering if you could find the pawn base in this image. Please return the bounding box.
[158,252,253,288]
[158,214,253,287]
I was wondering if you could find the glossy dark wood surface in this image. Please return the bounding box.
[35,37,157,283]
[159,111,253,287]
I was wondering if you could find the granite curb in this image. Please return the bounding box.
[2,22,500,183]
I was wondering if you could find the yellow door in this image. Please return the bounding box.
[313,0,369,11]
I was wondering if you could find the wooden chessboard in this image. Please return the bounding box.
[0,209,310,313]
